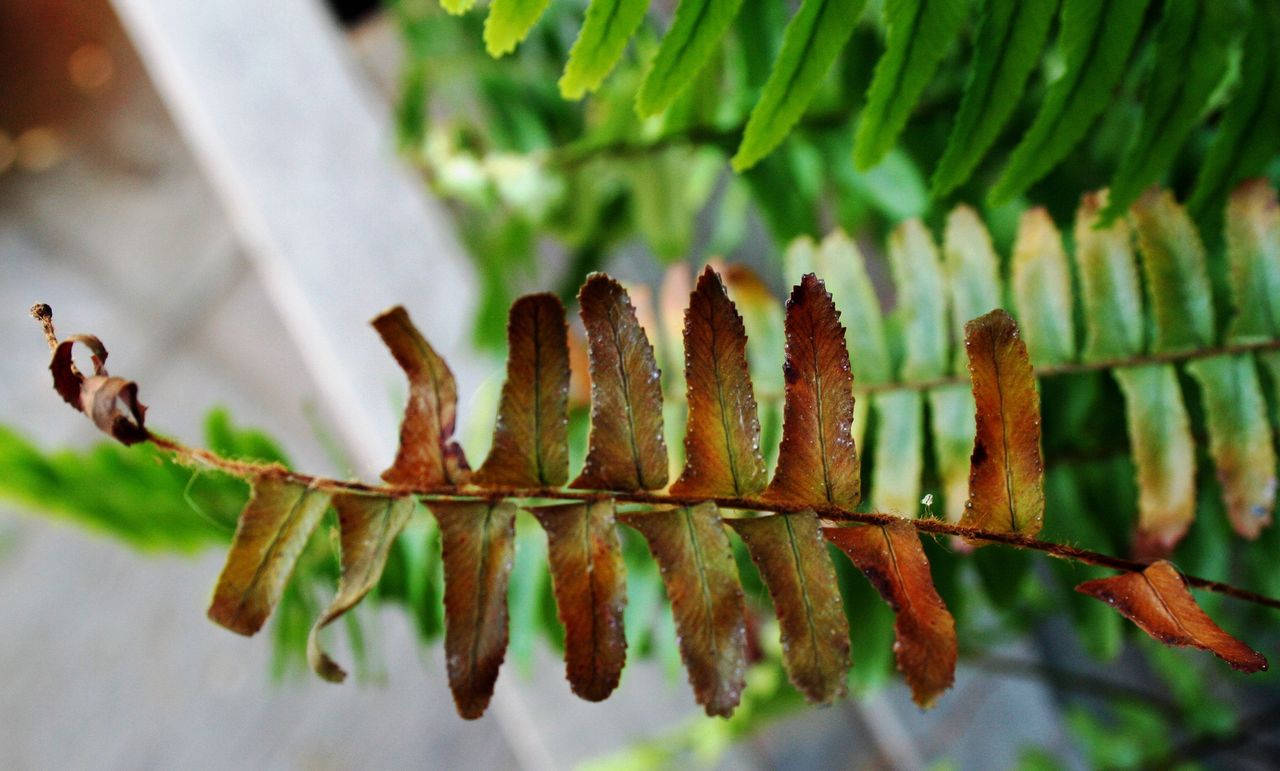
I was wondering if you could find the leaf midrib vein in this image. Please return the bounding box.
[682,506,719,657]
[989,332,1019,532]
[704,299,743,495]
[236,487,311,615]
[468,504,496,690]
[606,304,648,488]
[783,515,823,674]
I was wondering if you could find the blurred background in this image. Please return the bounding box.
[3,0,1280,768]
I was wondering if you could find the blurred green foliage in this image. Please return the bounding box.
[393,0,1280,349]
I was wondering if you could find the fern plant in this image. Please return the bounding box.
[26,182,1280,722]
[449,0,1271,213]
[394,0,1280,349]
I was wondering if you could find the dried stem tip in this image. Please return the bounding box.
[31,303,58,351]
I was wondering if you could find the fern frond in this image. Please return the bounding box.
[26,182,1280,721]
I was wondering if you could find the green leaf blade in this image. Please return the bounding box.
[990,0,1152,203]
[889,219,950,381]
[484,0,552,57]
[942,205,1003,370]
[1225,180,1280,342]
[731,0,867,172]
[1073,191,1144,362]
[439,0,475,15]
[1114,364,1196,555]
[930,0,1058,196]
[1102,0,1242,221]
[1131,190,1215,353]
[853,0,970,170]
[818,230,892,384]
[636,0,744,116]
[1186,355,1276,539]
[559,0,652,100]
[1189,8,1280,217]
[1011,207,1076,365]
[870,390,925,517]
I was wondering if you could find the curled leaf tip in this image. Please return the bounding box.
[41,318,150,446]
[308,494,415,684]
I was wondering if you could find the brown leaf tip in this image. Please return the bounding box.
[963,308,1019,344]
[781,273,850,379]
[511,292,565,318]
[786,273,833,312]
[579,272,626,303]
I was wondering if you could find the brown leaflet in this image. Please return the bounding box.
[48,333,148,445]
[372,305,469,487]
[763,274,860,509]
[728,513,850,703]
[824,521,958,708]
[529,501,628,701]
[566,325,592,411]
[670,267,767,498]
[208,476,333,635]
[620,503,747,717]
[430,499,518,719]
[473,294,571,487]
[571,273,669,491]
[308,494,416,683]
[1076,561,1267,673]
[959,309,1045,538]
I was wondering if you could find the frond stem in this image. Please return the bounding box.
[146,433,1280,612]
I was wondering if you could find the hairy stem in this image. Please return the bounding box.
[146,433,1280,612]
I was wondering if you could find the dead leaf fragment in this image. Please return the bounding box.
[764,274,860,509]
[571,273,669,491]
[729,513,850,703]
[960,309,1044,539]
[209,476,333,636]
[372,305,469,487]
[308,494,415,682]
[671,267,767,498]
[529,500,628,701]
[825,520,958,707]
[473,294,571,488]
[48,333,148,445]
[620,502,747,717]
[431,499,518,719]
[1076,561,1267,673]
